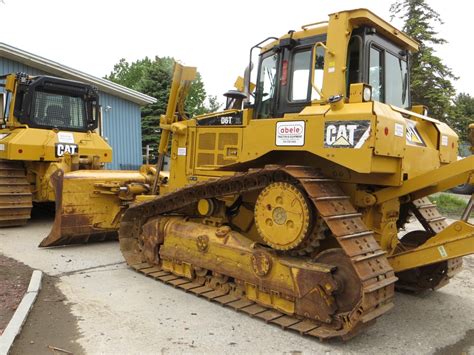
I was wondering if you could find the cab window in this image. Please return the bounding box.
[386,51,408,107]
[290,50,311,101]
[369,46,384,102]
[32,91,87,130]
[346,36,362,96]
[368,44,409,108]
[289,47,324,102]
[255,53,278,118]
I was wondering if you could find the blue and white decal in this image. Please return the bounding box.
[324,120,371,148]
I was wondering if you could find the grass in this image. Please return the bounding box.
[428,193,469,217]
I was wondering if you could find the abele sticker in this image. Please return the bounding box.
[276,121,305,146]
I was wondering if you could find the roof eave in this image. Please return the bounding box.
[0,43,157,106]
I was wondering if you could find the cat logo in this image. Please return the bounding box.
[405,120,426,147]
[55,143,79,157]
[324,120,371,149]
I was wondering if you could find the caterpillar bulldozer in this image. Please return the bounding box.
[42,9,474,340]
[0,73,151,230]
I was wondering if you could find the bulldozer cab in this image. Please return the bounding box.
[251,9,417,119]
[2,73,100,132]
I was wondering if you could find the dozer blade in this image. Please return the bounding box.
[40,169,148,247]
[389,220,474,273]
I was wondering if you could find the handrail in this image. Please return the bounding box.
[246,37,279,101]
[301,21,328,30]
[310,42,333,100]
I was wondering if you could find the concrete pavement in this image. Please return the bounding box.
[0,214,473,354]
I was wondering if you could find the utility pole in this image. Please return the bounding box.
[145,145,153,165]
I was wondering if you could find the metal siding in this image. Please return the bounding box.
[0,57,46,77]
[0,57,143,170]
[100,92,142,170]
[0,58,48,121]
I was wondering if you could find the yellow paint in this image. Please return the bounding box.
[389,221,474,272]
[156,9,472,277]
[254,182,311,250]
[0,73,112,204]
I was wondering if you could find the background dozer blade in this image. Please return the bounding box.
[389,220,474,273]
[40,169,148,247]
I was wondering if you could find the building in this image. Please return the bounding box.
[0,43,156,170]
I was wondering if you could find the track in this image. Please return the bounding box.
[119,166,396,340]
[0,160,32,227]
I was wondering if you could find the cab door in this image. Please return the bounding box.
[274,44,325,118]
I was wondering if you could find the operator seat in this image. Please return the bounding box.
[46,105,69,126]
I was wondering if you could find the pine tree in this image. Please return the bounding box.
[390,0,457,121]
[449,93,474,145]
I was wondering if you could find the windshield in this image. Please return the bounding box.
[32,90,87,130]
[368,45,409,108]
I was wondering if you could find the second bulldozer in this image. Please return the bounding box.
[0,73,112,226]
[45,9,474,341]
[0,73,153,239]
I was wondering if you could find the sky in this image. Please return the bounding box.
[1,0,471,104]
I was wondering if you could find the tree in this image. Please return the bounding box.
[106,57,152,90]
[105,56,220,159]
[448,93,474,145]
[206,95,221,113]
[390,0,457,121]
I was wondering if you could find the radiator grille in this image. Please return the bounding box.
[218,133,238,150]
[216,154,236,166]
[198,133,216,150]
[197,153,214,167]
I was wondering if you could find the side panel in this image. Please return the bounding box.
[193,127,243,174]
[165,123,244,192]
[175,102,457,189]
[241,102,380,174]
[0,128,112,163]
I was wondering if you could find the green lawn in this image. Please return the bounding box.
[429,193,469,217]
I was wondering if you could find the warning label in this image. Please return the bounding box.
[405,120,426,147]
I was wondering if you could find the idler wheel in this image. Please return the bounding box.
[315,248,362,312]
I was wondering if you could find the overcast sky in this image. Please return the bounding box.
[1,0,470,104]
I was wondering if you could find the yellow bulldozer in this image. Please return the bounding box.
[41,9,474,340]
[0,73,116,226]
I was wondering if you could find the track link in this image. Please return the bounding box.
[0,160,32,227]
[119,165,396,340]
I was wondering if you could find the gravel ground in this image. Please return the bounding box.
[0,212,472,355]
[0,255,31,335]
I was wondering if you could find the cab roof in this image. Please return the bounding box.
[261,8,418,53]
